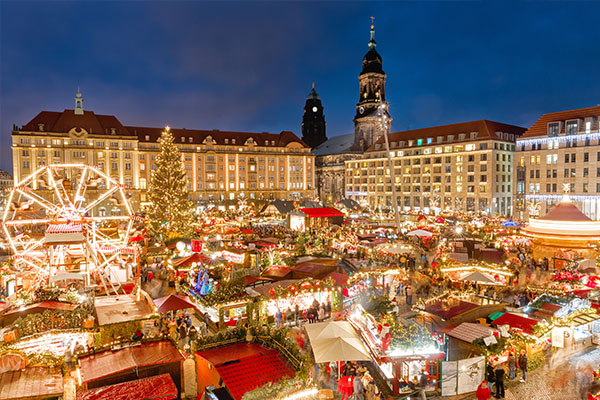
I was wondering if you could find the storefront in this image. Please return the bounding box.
[348,305,444,396]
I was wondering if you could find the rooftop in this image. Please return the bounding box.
[312,133,356,156]
[520,105,600,139]
[366,119,526,153]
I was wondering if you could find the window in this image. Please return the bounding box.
[571,153,576,162]
[111,152,117,159]
[22,161,30,169]
[584,168,589,177]
[112,162,118,170]
[584,183,589,193]
[566,120,579,135]
[584,152,589,162]
[22,150,29,156]
[125,163,131,170]
[548,122,560,137]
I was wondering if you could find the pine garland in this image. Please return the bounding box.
[147,129,195,239]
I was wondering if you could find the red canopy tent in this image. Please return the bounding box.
[241,228,256,234]
[153,294,197,313]
[77,374,177,400]
[492,313,539,334]
[300,207,344,218]
[172,253,213,268]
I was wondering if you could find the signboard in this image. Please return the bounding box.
[457,356,484,395]
[552,326,566,348]
[221,250,245,264]
[441,361,458,396]
[191,240,203,253]
[345,191,368,197]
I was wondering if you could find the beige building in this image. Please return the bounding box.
[11,92,315,207]
[515,105,600,219]
[345,120,526,215]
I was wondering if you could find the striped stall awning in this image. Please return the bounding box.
[46,223,83,234]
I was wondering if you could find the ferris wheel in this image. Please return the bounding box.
[1,164,141,294]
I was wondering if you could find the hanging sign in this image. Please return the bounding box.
[191,240,203,252]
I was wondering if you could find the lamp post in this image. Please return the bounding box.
[377,96,401,234]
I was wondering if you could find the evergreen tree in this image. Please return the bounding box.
[147,128,195,239]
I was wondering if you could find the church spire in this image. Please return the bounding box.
[74,89,84,115]
[369,16,376,49]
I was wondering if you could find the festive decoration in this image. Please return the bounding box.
[147,128,195,238]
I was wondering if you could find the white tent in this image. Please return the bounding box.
[459,270,496,285]
[304,321,371,363]
[406,229,433,237]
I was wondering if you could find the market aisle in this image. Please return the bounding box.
[449,347,600,400]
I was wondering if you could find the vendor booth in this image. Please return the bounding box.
[348,305,444,396]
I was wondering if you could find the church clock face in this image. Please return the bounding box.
[312,106,318,112]
[359,107,365,114]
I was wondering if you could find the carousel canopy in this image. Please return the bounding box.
[521,194,600,239]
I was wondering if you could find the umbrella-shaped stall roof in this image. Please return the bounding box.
[304,321,371,363]
[406,229,433,237]
[153,294,197,313]
[459,271,496,284]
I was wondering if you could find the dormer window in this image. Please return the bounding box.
[548,122,561,137]
[448,135,454,142]
[458,133,466,141]
[203,136,213,144]
[38,124,45,132]
[426,137,432,144]
[470,132,478,140]
[181,137,185,143]
[408,140,414,146]
[375,143,381,150]
[225,138,229,144]
[188,137,193,143]
[110,128,116,135]
[437,136,443,143]
[271,140,275,146]
[245,138,254,146]
[566,120,579,135]
[232,139,236,144]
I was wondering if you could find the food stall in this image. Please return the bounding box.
[348,304,444,396]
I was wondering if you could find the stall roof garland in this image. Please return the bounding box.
[264,277,336,298]
[439,259,514,278]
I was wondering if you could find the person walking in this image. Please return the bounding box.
[518,349,528,382]
[178,321,188,348]
[275,309,283,327]
[543,340,553,369]
[476,380,492,400]
[418,369,428,400]
[486,361,495,393]
[318,305,325,322]
[405,285,413,307]
[507,352,516,380]
[494,364,505,398]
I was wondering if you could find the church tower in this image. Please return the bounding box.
[352,20,391,151]
[301,83,327,148]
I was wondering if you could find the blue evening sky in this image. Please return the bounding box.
[1,1,599,172]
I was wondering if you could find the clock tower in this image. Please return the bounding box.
[301,82,327,148]
[352,21,391,151]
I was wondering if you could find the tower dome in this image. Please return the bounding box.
[361,23,384,75]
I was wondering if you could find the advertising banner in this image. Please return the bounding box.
[457,356,485,395]
[441,361,458,396]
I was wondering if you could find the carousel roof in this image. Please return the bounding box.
[521,195,600,238]
[540,199,592,222]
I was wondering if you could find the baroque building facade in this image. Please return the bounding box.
[11,92,315,210]
[346,120,526,215]
[514,105,600,219]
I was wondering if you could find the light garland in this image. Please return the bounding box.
[516,129,600,146]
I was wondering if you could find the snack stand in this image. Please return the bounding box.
[348,305,444,396]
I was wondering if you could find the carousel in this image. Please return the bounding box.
[521,187,600,262]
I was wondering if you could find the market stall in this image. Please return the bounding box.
[348,304,444,396]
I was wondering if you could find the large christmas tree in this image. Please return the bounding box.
[147,128,195,239]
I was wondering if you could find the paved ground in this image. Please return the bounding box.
[444,347,600,400]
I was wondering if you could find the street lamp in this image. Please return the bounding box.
[377,93,401,234]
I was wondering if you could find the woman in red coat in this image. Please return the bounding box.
[476,380,492,400]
